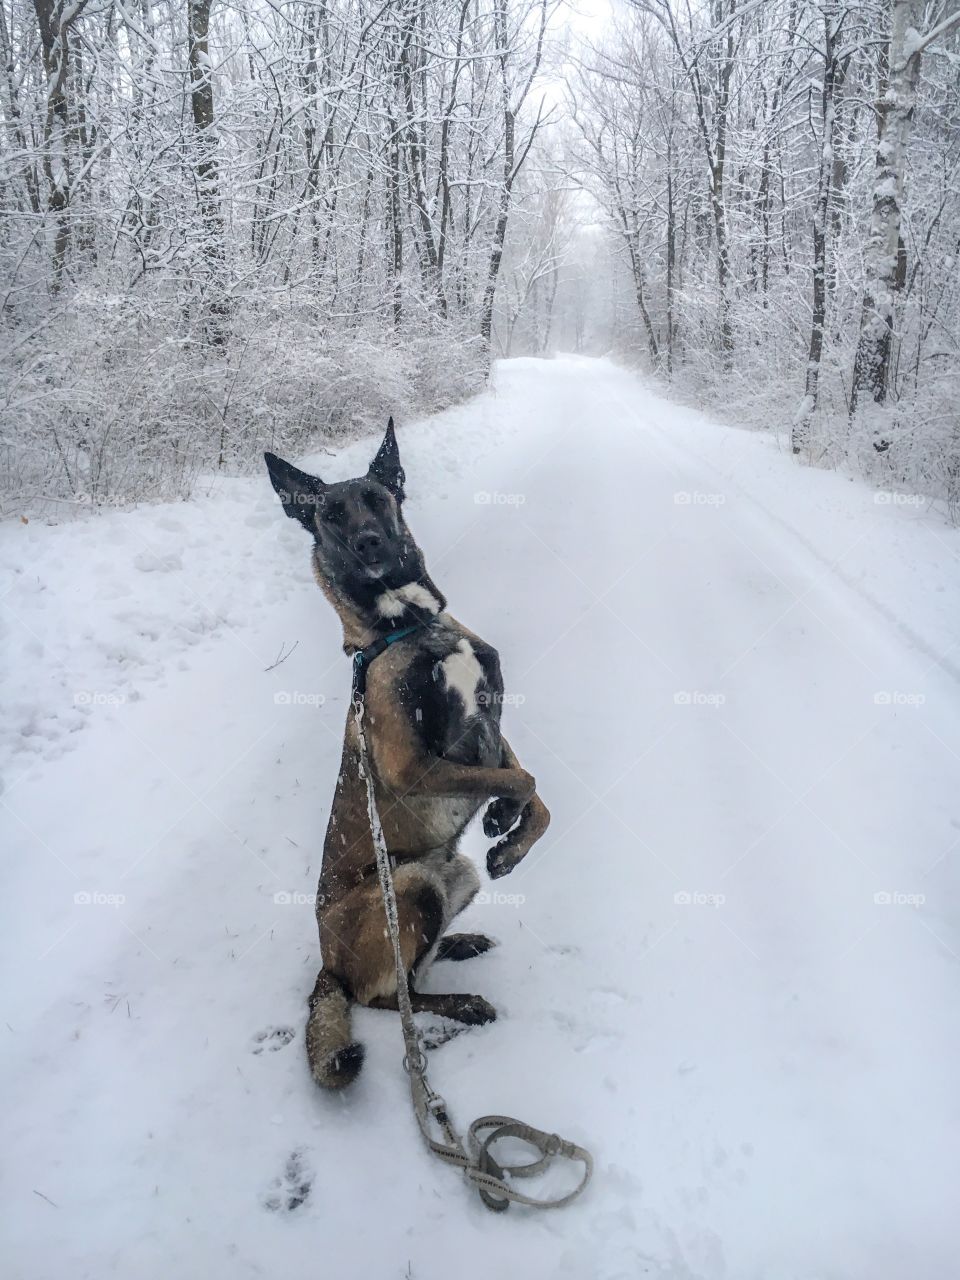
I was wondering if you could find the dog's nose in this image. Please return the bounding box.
[354,528,383,561]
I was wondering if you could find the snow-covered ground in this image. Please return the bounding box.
[2,356,959,1279]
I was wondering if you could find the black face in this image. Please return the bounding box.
[265,420,425,607]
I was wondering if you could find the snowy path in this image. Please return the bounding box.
[3,357,959,1279]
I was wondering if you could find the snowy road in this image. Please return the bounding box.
[3,357,959,1279]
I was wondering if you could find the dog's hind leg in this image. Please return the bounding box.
[332,854,497,1026]
[408,851,483,978]
[404,855,496,1022]
[369,986,496,1025]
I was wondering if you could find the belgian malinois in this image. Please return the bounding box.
[265,421,550,1088]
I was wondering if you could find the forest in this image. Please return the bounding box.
[1,0,958,512]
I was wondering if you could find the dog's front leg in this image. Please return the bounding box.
[367,681,536,804]
[483,736,550,880]
[387,754,535,803]
[482,737,533,837]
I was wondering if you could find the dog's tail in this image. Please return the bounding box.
[306,969,364,1089]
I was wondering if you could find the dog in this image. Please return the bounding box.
[265,420,550,1089]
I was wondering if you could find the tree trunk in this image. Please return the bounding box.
[478,108,513,350]
[850,0,922,412]
[32,0,90,285]
[665,135,675,375]
[187,0,228,343]
[479,0,546,357]
[792,3,842,455]
[386,98,403,330]
[479,1,515,351]
[712,1,735,368]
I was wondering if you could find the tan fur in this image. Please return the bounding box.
[321,851,480,1004]
[305,970,362,1088]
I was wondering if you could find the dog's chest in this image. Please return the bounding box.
[438,639,484,718]
[408,632,503,767]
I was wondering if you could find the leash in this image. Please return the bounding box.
[351,633,593,1212]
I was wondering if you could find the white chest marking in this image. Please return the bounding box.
[376,582,441,619]
[442,639,483,718]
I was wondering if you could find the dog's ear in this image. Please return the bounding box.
[264,452,325,531]
[367,417,405,501]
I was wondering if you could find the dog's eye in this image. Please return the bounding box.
[363,489,383,511]
[322,502,345,524]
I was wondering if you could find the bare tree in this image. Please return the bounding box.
[634,0,742,368]
[479,0,551,352]
[851,0,960,412]
[793,1,850,453]
[187,0,228,341]
[31,0,91,283]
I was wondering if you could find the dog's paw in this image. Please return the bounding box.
[454,994,497,1026]
[486,841,520,880]
[483,798,523,838]
[436,932,496,962]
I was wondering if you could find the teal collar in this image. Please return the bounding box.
[383,625,419,647]
[352,624,425,698]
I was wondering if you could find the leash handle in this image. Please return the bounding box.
[351,678,592,1212]
[467,1116,593,1210]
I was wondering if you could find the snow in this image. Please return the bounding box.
[902,25,924,62]
[873,175,900,201]
[3,356,960,1278]
[792,392,814,423]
